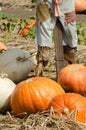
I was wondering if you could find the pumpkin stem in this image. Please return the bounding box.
[0,72,8,78]
[26,79,33,83]
[71,67,79,72]
[16,56,28,62]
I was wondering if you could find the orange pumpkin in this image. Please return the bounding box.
[25,20,36,29]
[10,77,65,117]
[49,93,86,123]
[58,64,86,94]
[75,0,86,12]
[19,28,30,36]
[0,42,7,51]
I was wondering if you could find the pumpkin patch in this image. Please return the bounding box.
[0,0,86,129]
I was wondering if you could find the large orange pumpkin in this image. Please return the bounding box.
[75,0,86,12]
[10,77,65,117]
[58,64,86,95]
[49,93,86,123]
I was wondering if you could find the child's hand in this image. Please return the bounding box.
[65,11,76,24]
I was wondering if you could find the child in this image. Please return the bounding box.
[35,0,78,76]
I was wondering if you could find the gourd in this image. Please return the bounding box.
[75,0,86,12]
[10,77,65,117]
[49,93,86,123]
[0,48,34,83]
[58,64,86,95]
[0,73,16,114]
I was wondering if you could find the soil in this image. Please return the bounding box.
[2,0,86,22]
[0,1,86,130]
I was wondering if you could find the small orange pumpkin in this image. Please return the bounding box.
[58,64,86,94]
[10,77,65,117]
[25,20,36,29]
[49,93,86,123]
[0,42,7,51]
[75,0,86,12]
[19,28,30,36]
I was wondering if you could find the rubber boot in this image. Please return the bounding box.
[35,46,51,76]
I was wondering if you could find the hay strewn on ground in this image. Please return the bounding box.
[0,109,86,130]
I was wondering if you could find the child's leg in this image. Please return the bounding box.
[59,15,78,48]
[35,0,56,76]
[59,15,78,64]
[35,17,56,48]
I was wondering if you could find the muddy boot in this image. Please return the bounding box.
[63,45,77,64]
[35,46,51,76]
[64,52,77,64]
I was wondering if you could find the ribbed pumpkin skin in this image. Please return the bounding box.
[49,93,86,123]
[10,77,65,116]
[75,0,86,12]
[58,64,86,94]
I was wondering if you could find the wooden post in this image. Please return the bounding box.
[54,19,64,81]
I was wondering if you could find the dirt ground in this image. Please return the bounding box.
[0,0,86,130]
[2,0,36,19]
[2,0,86,21]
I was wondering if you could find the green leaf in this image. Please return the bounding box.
[29,26,36,38]
[20,21,26,29]
[82,28,86,38]
[78,34,85,42]
[0,11,2,19]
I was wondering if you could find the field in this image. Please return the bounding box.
[0,0,86,130]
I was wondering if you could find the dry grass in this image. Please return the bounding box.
[0,109,86,130]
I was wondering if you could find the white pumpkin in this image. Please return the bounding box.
[0,74,16,113]
[0,48,35,83]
